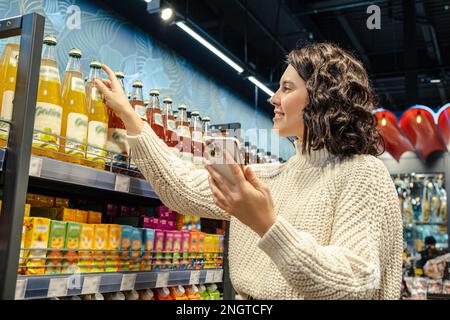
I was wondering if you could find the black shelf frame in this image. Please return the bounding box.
[0,13,45,300]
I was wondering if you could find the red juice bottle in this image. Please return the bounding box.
[190,110,204,166]
[130,80,146,121]
[176,104,192,162]
[146,89,165,140]
[162,96,179,156]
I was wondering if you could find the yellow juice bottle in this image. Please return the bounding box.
[32,35,63,159]
[60,48,88,164]
[0,41,20,147]
[85,60,108,169]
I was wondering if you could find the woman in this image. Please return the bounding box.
[95,42,403,300]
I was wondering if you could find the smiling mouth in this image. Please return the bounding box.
[273,111,285,120]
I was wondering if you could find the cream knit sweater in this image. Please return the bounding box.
[128,123,403,300]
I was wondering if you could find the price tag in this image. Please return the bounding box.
[155,272,170,288]
[81,276,101,295]
[205,270,215,283]
[189,271,201,285]
[15,279,27,300]
[214,270,224,283]
[47,277,69,298]
[29,156,43,177]
[120,273,137,291]
[115,175,130,193]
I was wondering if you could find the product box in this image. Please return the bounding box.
[167,220,176,230]
[78,224,95,273]
[88,211,102,224]
[19,217,31,274]
[46,220,67,274]
[152,230,165,271]
[171,231,182,270]
[92,224,109,272]
[26,193,54,208]
[130,228,143,271]
[76,210,88,224]
[62,222,82,274]
[30,207,60,220]
[55,197,70,208]
[163,231,175,270]
[24,217,51,275]
[58,208,77,222]
[106,224,122,272]
[159,219,168,230]
[180,231,190,270]
[24,204,31,218]
[193,216,201,232]
[119,225,133,271]
[106,204,119,217]
[140,228,155,271]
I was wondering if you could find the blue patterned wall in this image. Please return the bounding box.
[0,0,294,159]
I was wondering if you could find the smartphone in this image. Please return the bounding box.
[204,136,243,184]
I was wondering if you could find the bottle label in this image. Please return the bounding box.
[167,120,176,132]
[71,77,85,93]
[0,90,14,138]
[90,86,102,102]
[106,128,129,156]
[33,102,63,149]
[40,65,60,82]
[177,126,191,138]
[10,50,19,67]
[154,113,163,127]
[134,105,147,120]
[87,121,107,161]
[192,131,203,142]
[65,113,88,155]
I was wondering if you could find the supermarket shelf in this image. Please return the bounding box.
[427,293,450,300]
[16,269,223,300]
[0,148,159,200]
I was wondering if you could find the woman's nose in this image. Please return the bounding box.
[269,94,280,107]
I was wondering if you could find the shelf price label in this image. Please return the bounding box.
[29,156,43,177]
[47,277,69,298]
[214,269,224,283]
[81,276,101,295]
[15,279,27,300]
[155,272,170,288]
[205,270,215,284]
[120,273,137,291]
[189,271,201,285]
[115,175,131,193]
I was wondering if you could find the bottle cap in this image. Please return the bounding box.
[150,88,160,96]
[177,104,187,110]
[68,48,82,58]
[114,71,125,79]
[202,116,210,121]
[191,110,200,116]
[89,59,102,68]
[43,35,57,45]
[132,80,143,88]
[163,96,173,103]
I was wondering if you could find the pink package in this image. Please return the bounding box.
[167,220,176,230]
[158,219,168,230]
[180,231,190,252]
[164,231,175,253]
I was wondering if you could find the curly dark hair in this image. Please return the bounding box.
[287,42,385,160]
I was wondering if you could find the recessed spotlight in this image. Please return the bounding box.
[161,8,173,21]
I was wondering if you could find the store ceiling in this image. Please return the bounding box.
[103,0,450,114]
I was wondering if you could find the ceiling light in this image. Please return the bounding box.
[161,8,173,21]
[248,76,275,96]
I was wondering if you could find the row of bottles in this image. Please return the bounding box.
[242,141,283,165]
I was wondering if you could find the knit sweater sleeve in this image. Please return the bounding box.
[257,157,403,299]
[126,122,230,221]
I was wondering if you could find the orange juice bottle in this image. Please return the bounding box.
[32,35,63,158]
[190,110,204,167]
[146,89,165,140]
[176,104,192,162]
[0,41,19,146]
[85,60,108,169]
[60,48,88,163]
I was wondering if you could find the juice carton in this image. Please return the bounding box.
[46,220,67,274]
[159,218,168,230]
[119,226,133,271]
[92,224,108,272]
[62,222,82,274]
[88,211,102,224]
[167,220,176,230]
[188,232,200,270]
[140,228,155,271]
[55,197,69,208]
[76,210,88,224]
[25,217,51,275]
[130,228,143,271]
[152,230,165,271]
[24,204,31,218]
[172,231,182,270]
[19,217,31,274]
[203,234,214,269]
[106,224,122,272]
[180,231,190,270]
[78,224,95,273]
[197,232,206,270]
[163,231,175,270]
[58,208,77,222]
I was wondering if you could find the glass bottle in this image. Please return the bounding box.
[190,110,204,166]
[162,96,179,156]
[176,104,192,162]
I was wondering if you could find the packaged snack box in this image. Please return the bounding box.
[62,222,82,274]
[119,226,133,271]
[188,232,200,270]
[92,224,109,272]
[163,231,175,270]
[88,211,102,224]
[30,207,60,220]
[152,230,165,271]
[55,197,70,208]
[26,193,54,207]
[167,220,176,230]
[172,231,182,270]
[203,234,213,269]
[78,224,95,273]
[76,210,88,224]
[24,217,51,275]
[58,208,77,222]
[140,228,155,271]
[19,217,31,274]
[180,231,190,270]
[46,220,67,274]
[106,224,122,272]
[196,232,206,270]
[24,204,31,218]
[130,228,143,271]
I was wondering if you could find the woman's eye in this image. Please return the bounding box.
[283,86,291,92]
